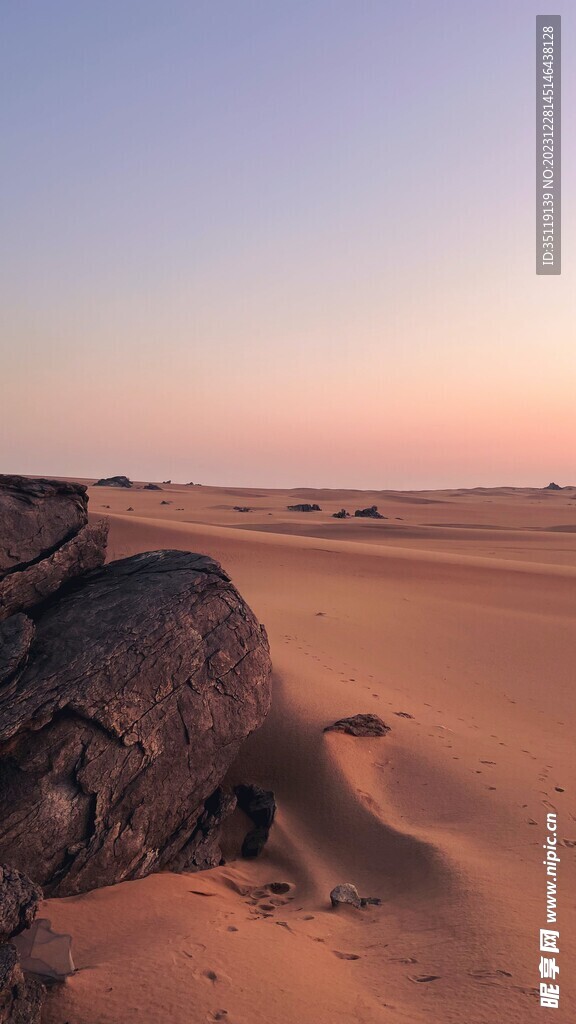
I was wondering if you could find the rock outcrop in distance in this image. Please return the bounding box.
[287,503,321,512]
[94,475,133,487]
[144,482,162,490]
[545,482,562,490]
[332,508,350,518]
[0,476,272,897]
[354,505,386,519]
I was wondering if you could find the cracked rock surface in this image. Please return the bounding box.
[0,864,44,1024]
[0,548,271,895]
[0,475,108,622]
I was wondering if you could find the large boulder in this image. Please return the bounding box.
[0,549,272,896]
[0,476,107,622]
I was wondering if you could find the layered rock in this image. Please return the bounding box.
[0,476,88,575]
[0,549,272,895]
[0,476,107,622]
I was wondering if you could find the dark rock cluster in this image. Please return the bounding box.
[545,482,562,490]
[354,506,386,519]
[0,476,272,897]
[287,503,321,512]
[144,483,162,490]
[332,509,351,518]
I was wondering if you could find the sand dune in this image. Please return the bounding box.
[41,483,575,1023]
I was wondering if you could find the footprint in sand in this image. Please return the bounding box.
[333,951,361,960]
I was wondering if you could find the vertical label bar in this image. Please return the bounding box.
[536,16,561,275]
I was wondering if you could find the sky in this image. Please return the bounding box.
[1,0,574,489]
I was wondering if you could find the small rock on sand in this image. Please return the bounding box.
[324,714,390,737]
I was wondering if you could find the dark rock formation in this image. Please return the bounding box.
[0,865,44,1024]
[0,476,108,623]
[324,714,391,737]
[144,483,162,490]
[0,550,272,896]
[0,944,44,1024]
[332,509,350,519]
[160,500,172,505]
[0,866,42,941]
[233,506,253,513]
[0,521,108,622]
[0,615,35,685]
[162,481,172,485]
[234,784,276,859]
[169,788,237,872]
[0,476,88,576]
[354,506,386,519]
[287,504,321,512]
[545,482,562,490]
[94,475,132,488]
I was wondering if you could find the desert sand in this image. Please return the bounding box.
[41,481,576,1024]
